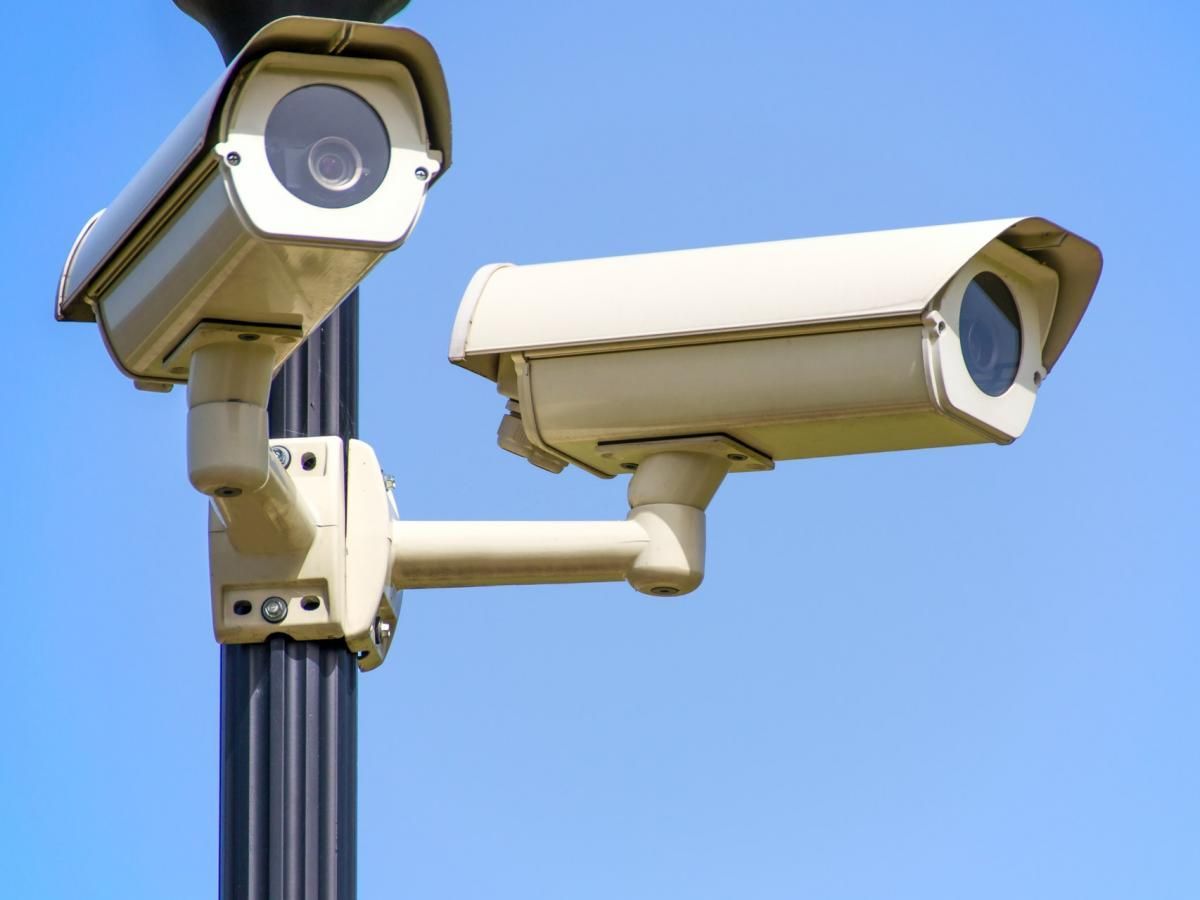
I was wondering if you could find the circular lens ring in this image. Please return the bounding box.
[264,84,391,209]
[307,136,364,192]
[959,271,1022,397]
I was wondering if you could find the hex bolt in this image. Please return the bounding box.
[271,445,292,469]
[261,596,288,623]
[414,166,429,181]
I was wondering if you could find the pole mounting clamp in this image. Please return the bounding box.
[209,436,399,671]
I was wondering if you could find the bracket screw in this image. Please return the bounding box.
[271,446,292,469]
[226,151,241,166]
[261,597,288,623]
[414,166,429,181]
[371,617,394,646]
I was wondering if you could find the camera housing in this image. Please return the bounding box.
[450,217,1102,477]
[56,16,451,390]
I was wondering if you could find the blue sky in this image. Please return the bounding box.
[3,1,1197,897]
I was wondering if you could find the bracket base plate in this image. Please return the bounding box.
[595,434,774,474]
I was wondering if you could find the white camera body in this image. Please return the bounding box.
[451,217,1102,477]
[56,16,451,390]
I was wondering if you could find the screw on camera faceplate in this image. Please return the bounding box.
[271,445,292,469]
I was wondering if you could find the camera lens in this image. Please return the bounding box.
[308,137,364,192]
[960,272,1021,396]
[265,84,390,209]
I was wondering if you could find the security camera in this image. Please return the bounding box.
[49,19,453,669]
[450,217,1102,477]
[55,16,451,391]
[204,215,1104,656]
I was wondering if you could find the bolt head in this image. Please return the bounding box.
[271,446,292,469]
[226,151,241,166]
[261,597,288,623]
[414,166,429,181]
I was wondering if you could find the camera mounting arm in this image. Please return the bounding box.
[187,338,317,555]
[207,438,733,672]
[390,450,731,597]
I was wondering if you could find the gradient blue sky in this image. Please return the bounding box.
[3,2,1197,898]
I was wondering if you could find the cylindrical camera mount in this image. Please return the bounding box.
[174,0,413,61]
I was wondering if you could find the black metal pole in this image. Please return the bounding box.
[173,3,411,897]
[219,299,361,899]
[219,630,359,899]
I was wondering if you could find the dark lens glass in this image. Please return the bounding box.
[308,137,362,191]
[960,272,1021,396]
[265,84,390,209]
[319,155,345,180]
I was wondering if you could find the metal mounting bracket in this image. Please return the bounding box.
[595,433,774,474]
[163,319,305,379]
[208,436,399,671]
